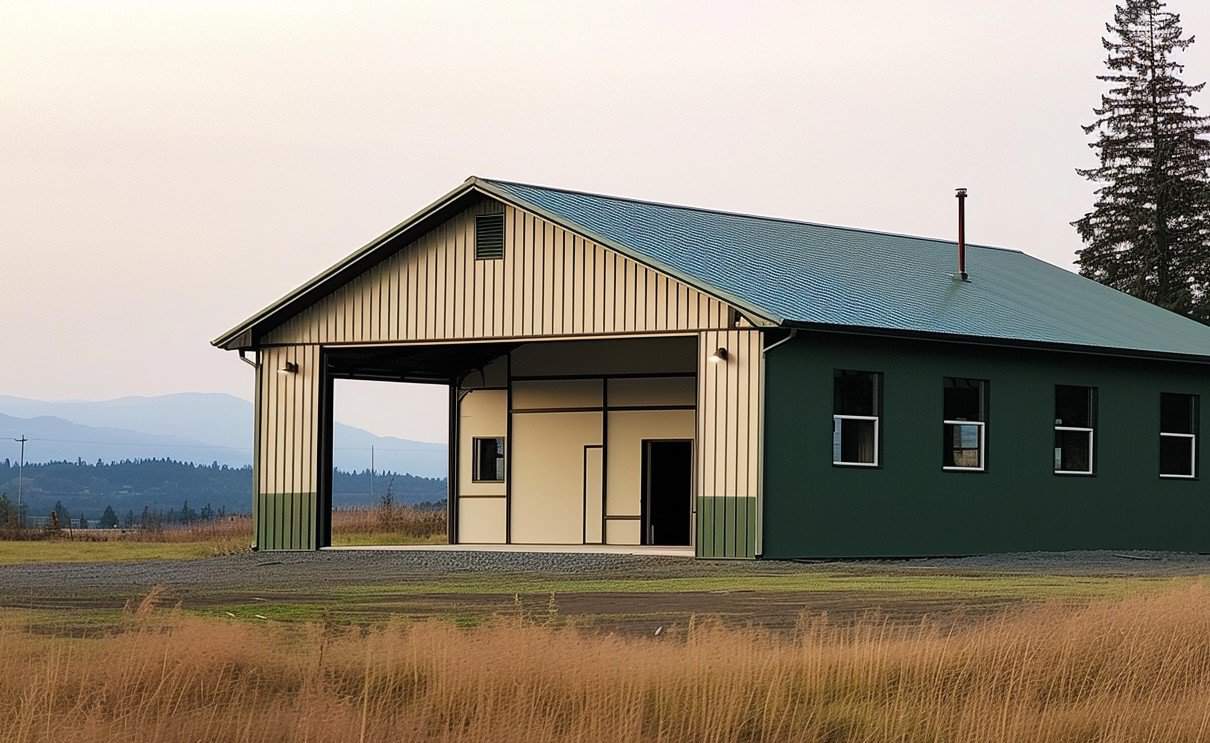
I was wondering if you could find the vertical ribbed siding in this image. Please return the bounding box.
[254,345,320,550]
[262,201,735,345]
[696,330,763,559]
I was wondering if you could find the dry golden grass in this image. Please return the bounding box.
[4,584,1210,742]
[331,505,446,545]
[0,505,447,559]
[0,519,254,562]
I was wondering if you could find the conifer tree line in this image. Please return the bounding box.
[1075,0,1210,319]
[0,457,446,526]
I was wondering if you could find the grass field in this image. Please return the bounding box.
[0,505,445,564]
[0,540,240,564]
[5,515,1210,741]
[4,583,1210,742]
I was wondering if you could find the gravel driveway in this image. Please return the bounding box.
[3,548,1208,597]
[3,549,1208,633]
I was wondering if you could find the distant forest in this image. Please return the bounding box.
[0,458,446,522]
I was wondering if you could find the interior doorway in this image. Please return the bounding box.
[641,440,693,546]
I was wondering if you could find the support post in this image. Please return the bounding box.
[315,353,334,548]
[447,382,459,544]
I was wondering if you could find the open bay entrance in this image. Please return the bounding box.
[642,440,693,546]
[319,337,698,550]
[329,379,448,546]
[318,342,509,548]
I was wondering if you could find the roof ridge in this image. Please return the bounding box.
[480,177,1025,256]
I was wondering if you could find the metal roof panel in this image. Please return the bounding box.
[486,178,1210,360]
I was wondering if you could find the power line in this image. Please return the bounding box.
[13,435,26,527]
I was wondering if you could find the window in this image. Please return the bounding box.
[472,437,505,482]
[943,378,986,471]
[833,370,880,466]
[474,213,504,259]
[1160,393,1197,478]
[1054,385,1095,475]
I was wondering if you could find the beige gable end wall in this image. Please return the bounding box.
[261,198,737,346]
[244,197,766,558]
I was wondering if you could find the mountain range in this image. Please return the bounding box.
[0,393,446,477]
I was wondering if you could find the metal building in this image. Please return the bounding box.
[215,177,1210,558]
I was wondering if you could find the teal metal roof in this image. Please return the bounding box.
[483,178,1210,361]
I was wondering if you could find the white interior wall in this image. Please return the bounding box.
[457,388,507,543]
[605,409,696,545]
[510,411,603,544]
[454,337,697,546]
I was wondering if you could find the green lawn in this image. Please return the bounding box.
[330,572,1202,600]
[0,540,245,565]
[0,530,444,564]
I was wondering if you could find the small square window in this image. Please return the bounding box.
[475,214,504,260]
[833,417,878,465]
[1161,393,1196,435]
[1055,385,1093,428]
[833,370,881,466]
[834,370,879,417]
[1054,429,1093,473]
[472,437,505,482]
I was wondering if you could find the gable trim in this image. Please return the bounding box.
[213,177,777,351]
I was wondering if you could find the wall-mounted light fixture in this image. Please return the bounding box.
[709,347,729,364]
[278,361,299,375]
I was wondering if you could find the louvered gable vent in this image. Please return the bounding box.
[475,213,504,259]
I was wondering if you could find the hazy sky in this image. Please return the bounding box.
[3,1,1209,443]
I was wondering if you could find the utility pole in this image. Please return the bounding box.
[369,445,375,501]
[13,436,27,528]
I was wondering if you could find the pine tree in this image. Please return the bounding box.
[1075,0,1210,319]
[99,505,119,529]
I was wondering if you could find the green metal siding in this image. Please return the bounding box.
[763,332,1210,558]
[255,491,318,551]
[696,496,757,558]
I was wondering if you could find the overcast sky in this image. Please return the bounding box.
[3,0,1209,443]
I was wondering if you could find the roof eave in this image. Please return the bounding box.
[782,319,1210,365]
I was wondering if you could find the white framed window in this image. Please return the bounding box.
[472,437,505,482]
[943,378,986,471]
[1160,393,1197,479]
[833,370,881,466]
[1054,385,1095,475]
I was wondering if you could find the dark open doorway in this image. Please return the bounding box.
[642,440,693,546]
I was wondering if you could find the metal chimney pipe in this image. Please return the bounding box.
[955,187,968,281]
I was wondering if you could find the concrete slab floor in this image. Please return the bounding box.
[322,544,696,557]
